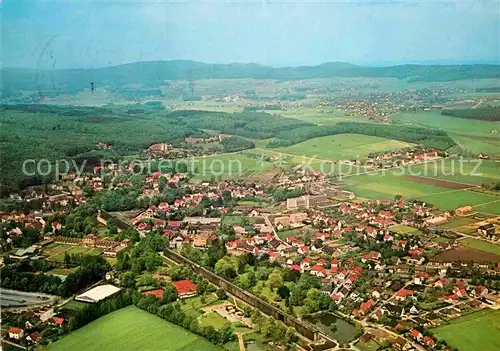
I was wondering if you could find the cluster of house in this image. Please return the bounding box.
[184,134,229,144]
[365,147,441,169]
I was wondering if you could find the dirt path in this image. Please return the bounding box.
[236,332,246,351]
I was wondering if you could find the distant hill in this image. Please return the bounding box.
[2,60,499,96]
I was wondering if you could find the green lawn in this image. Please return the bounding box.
[43,306,221,351]
[181,294,219,318]
[276,229,300,239]
[390,225,422,235]
[61,300,88,311]
[200,311,231,329]
[461,238,500,255]
[355,340,380,351]
[431,309,500,351]
[271,133,414,161]
[222,215,257,226]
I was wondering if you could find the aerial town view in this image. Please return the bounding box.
[1,1,500,351]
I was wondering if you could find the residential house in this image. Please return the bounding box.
[26,332,42,344]
[8,327,24,340]
[173,280,197,298]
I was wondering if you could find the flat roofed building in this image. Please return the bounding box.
[75,284,122,303]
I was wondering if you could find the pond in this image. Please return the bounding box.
[305,312,359,344]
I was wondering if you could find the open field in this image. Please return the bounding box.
[460,238,500,255]
[43,243,102,262]
[440,217,477,229]
[345,172,500,214]
[431,309,500,351]
[432,247,500,264]
[43,306,221,351]
[451,133,500,156]
[402,175,474,189]
[271,133,414,161]
[183,153,280,181]
[406,158,500,186]
[391,110,500,136]
[274,107,371,126]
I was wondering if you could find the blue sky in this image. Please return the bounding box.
[2,0,499,68]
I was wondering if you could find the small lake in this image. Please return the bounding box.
[305,312,358,344]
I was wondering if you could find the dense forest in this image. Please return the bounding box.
[441,106,500,121]
[0,104,457,193]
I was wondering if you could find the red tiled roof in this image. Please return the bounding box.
[173,280,197,295]
[8,327,23,334]
[142,289,164,299]
[51,317,65,326]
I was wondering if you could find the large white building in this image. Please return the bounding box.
[75,284,122,303]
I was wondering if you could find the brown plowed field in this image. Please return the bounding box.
[432,247,500,264]
[403,175,474,189]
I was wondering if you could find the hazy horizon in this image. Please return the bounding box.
[2,0,499,70]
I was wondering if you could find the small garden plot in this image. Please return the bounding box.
[200,311,231,329]
[390,225,422,235]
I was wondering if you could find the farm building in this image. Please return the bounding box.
[173,280,197,298]
[455,206,472,216]
[75,284,122,303]
[478,223,495,236]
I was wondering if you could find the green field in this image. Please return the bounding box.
[182,153,279,181]
[392,110,500,136]
[451,133,500,156]
[345,172,500,214]
[461,238,500,255]
[431,309,500,351]
[440,217,477,229]
[407,158,500,186]
[43,306,221,351]
[275,107,371,126]
[271,133,414,161]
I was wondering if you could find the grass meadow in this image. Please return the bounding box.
[271,133,414,161]
[43,306,221,351]
[460,238,500,255]
[391,110,500,136]
[431,309,500,351]
[345,172,500,213]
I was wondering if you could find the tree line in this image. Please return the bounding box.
[441,106,500,121]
